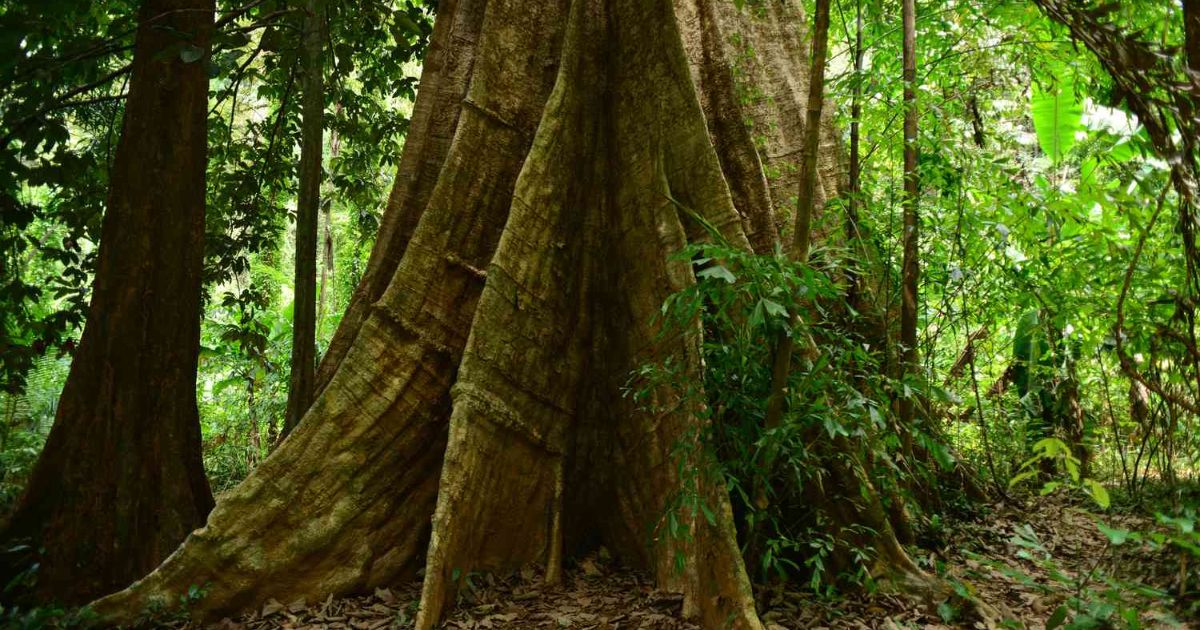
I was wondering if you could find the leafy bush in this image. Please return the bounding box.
[630,233,942,590]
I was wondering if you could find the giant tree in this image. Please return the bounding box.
[92,0,953,627]
[0,0,215,605]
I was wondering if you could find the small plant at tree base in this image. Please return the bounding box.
[631,230,953,594]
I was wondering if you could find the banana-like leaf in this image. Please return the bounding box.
[1031,64,1083,163]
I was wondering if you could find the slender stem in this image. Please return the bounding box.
[757,0,831,512]
[282,0,326,438]
[898,0,920,434]
[845,0,864,305]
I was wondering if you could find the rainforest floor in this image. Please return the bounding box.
[175,495,1194,630]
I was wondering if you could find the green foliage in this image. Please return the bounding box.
[0,0,433,498]
[0,356,68,511]
[1011,309,1045,399]
[632,234,918,591]
[0,0,432,396]
[1009,437,1109,509]
[1031,60,1084,164]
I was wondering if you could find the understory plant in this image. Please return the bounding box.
[631,232,952,592]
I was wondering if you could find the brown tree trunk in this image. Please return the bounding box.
[91,1,947,627]
[282,0,326,437]
[1186,0,1200,73]
[0,0,214,605]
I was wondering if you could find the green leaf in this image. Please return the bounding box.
[1079,157,1100,187]
[1158,514,1196,534]
[1032,437,1064,457]
[1096,522,1129,545]
[697,265,736,284]
[1031,65,1083,163]
[937,600,958,623]
[1046,604,1068,630]
[749,300,765,329]
[1008,470,1038,488]
[1083,479,1110,509]
[179,44,204,64]
[760,298,787,319]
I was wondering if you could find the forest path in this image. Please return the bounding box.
[183,497,1189,630]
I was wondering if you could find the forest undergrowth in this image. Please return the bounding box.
[101,492,1190,630]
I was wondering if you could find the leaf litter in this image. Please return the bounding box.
[174,497,1193,629]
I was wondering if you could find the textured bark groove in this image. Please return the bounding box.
[315,0,488,396]
[93,0,566,617]
[415,0,759,625]
[678,0,844,254]
[90,1,921,628]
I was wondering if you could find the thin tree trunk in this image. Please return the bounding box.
[845,0,864,305]
[898,0,920,432]
[757,0,830,512]
[316,202,333,338]
[248,373,260,466]
[1186,0,1200,72]
[283,0,326,438]
[315,107,341,343]
[0,0,214,604]
[790,0,829,264]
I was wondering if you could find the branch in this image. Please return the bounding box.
[1,65,133,146]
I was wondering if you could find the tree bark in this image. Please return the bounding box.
[282,0,325,437]
[90,1,941,627]
[312,0,485,397]
[1185,0,1200,73]
[0,0,214,604]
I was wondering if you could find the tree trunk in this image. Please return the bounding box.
[757,0,830,513]
[845,0,864,306]
[898,0,920,432]
[282,0,326,437]
[316,108,341,344]
[1186,0,1200,73]
[91,1,938,627]
[0,0,214,605]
